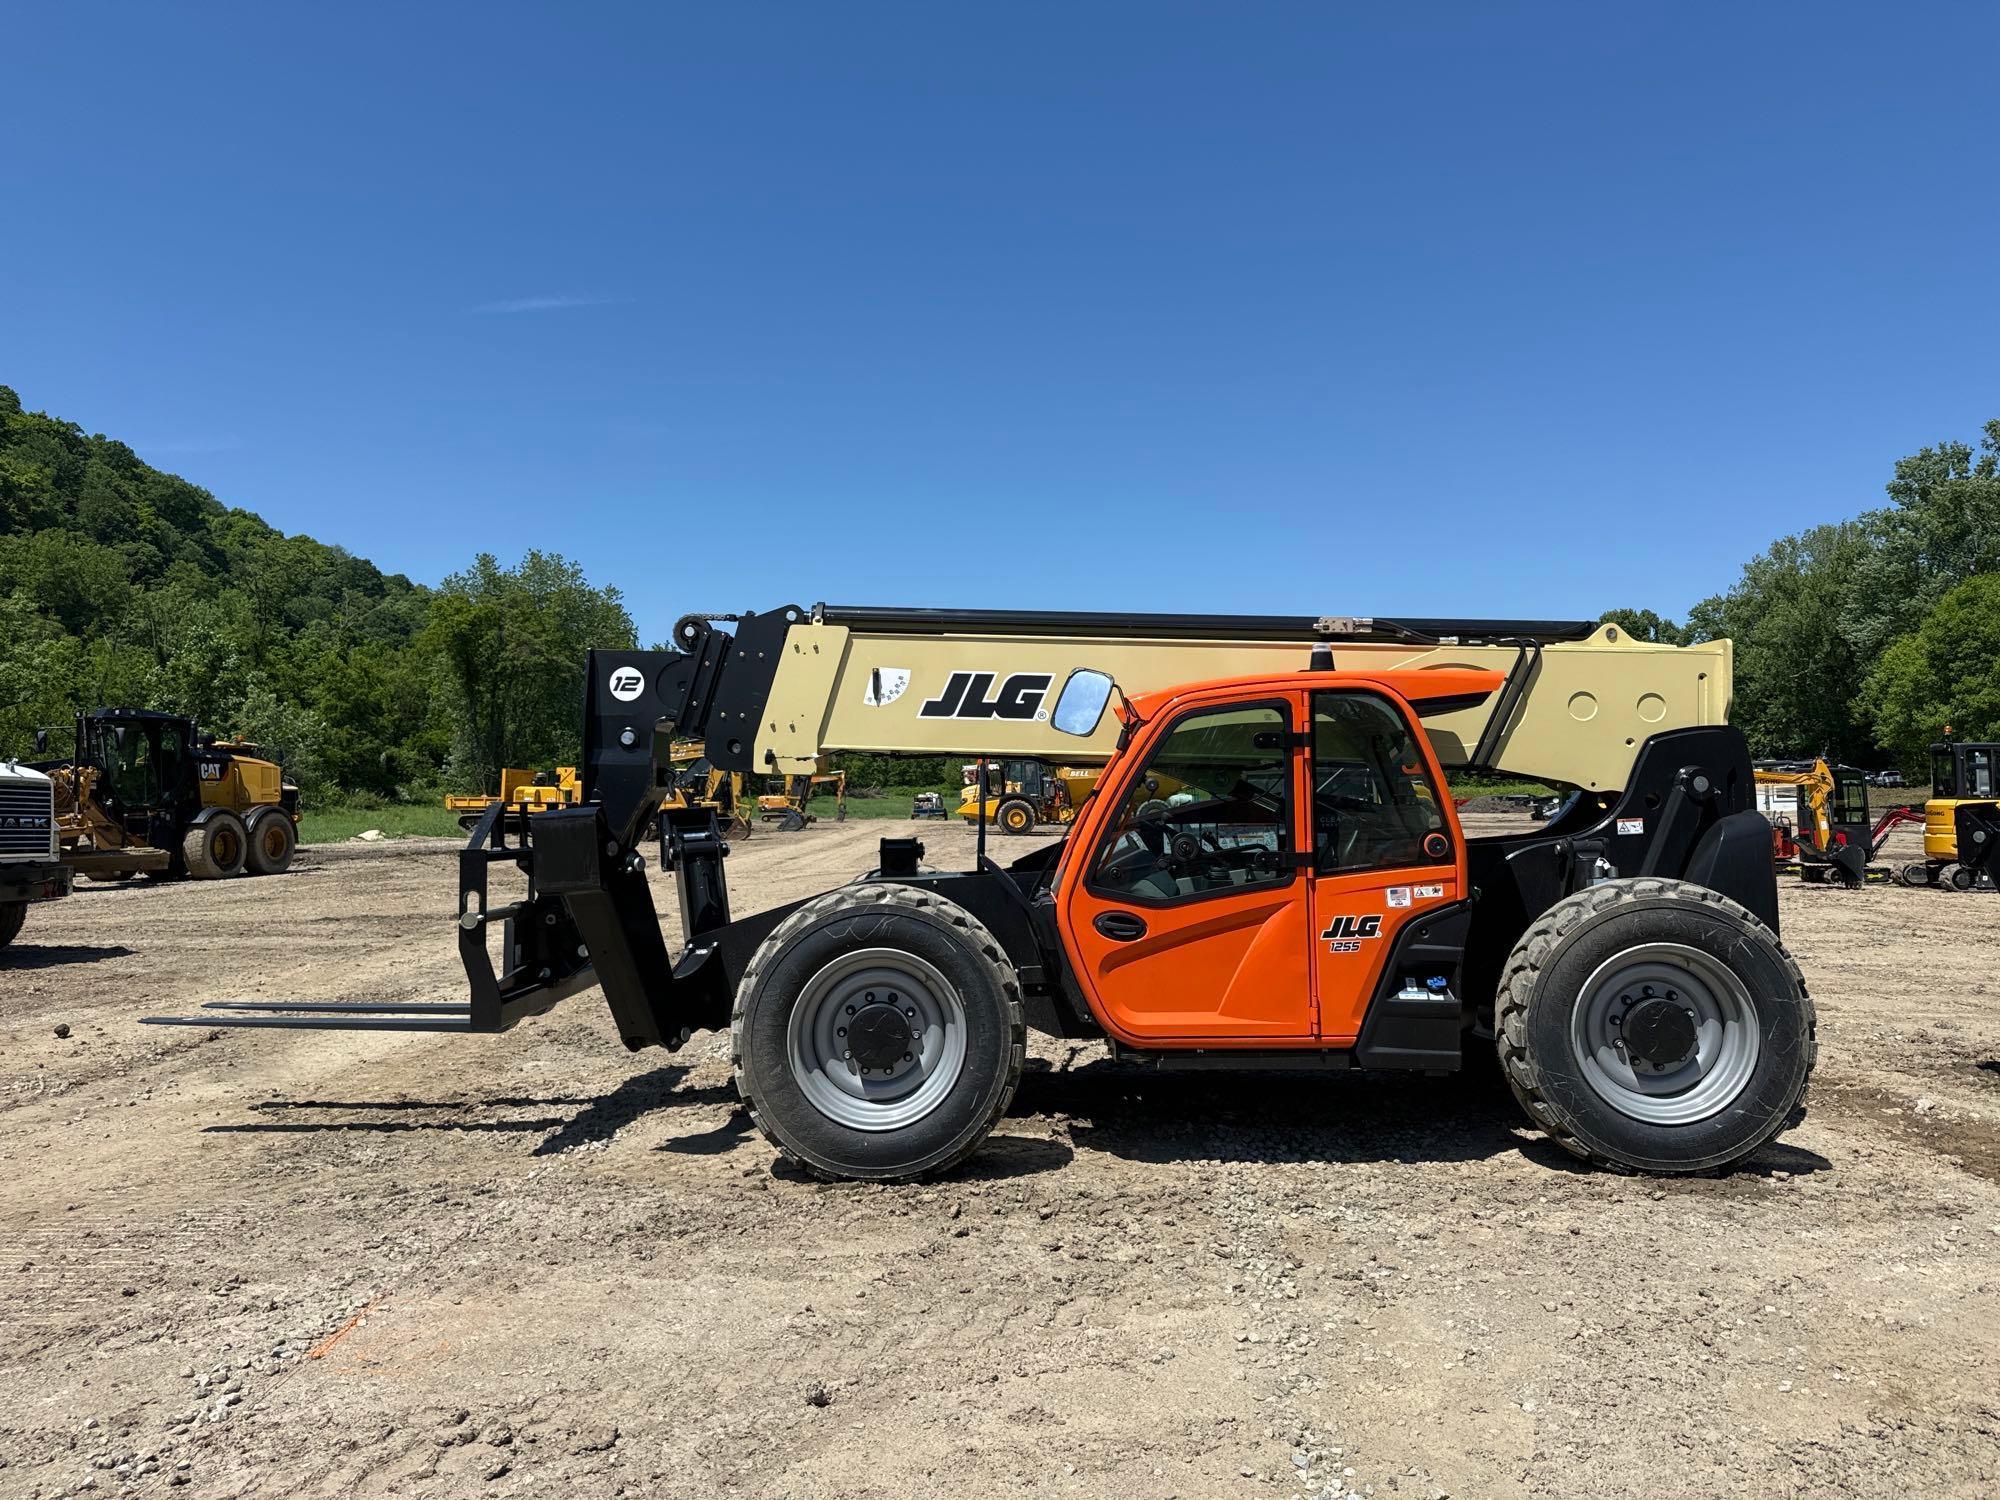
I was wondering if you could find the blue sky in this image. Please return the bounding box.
[4,4,1996,640]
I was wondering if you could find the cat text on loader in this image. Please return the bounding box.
[152,604,1813,1179]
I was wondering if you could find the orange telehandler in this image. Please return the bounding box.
[152,603,1813,1181]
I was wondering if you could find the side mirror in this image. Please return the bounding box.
[33,730,48,756]
[1051,669,1115,737]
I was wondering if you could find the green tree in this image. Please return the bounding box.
[1864,574,2000,772]
[422,551,637,792]
[1599,607,1687,645]
[1686,521,1876,762]
[1844,421,2000,661]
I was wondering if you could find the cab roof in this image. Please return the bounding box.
[1125,665,1508,720]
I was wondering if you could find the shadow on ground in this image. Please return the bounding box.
[210,1056,1832,1182]
[1008,1056,1832,1178]
[0,943,135,970]
[209,1065,741,1154]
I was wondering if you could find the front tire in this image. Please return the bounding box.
[1496,878,1815,1174]
[732,883,1025,1180]
[182,812,249,879]
[0,902,24,948]
[996,798,1036,836]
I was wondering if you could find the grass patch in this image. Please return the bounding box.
[300,802,465,844]
[806,790,954,821]
[1447,776,1556,801]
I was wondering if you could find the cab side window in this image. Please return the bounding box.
[1312,692,1445,873]
[1970,749,1996,800]
[1090,702,1293,903]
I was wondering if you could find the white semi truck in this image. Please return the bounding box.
[0,757,71,948]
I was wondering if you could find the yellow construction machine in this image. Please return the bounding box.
[758,768,847,831]
[446,767,582,832]
[666,740,754,840]
[1900,740,2000,890]
[45,709,300,880]
[957,759,1100,835]
[1752,758,1920,887]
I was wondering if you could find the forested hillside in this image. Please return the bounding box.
[0,386,634,800]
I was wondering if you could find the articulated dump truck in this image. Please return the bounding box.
[152,604,1814,1180]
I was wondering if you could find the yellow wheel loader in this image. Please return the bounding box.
[957,759,1100,834]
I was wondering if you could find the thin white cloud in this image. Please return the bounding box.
[470,294,619,314]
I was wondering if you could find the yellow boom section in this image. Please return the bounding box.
[753,619,1731,792]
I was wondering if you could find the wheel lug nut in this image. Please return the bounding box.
[837,1027,847,1037]
[845,1005,855,1015]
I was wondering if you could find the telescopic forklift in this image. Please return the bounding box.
[151,604,1814,1180]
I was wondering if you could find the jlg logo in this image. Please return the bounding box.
[1321,913,1382,954]
[917,671,1053,721]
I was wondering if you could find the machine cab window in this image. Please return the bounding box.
[1089,701,1293,902]
[1311,691,1446,873]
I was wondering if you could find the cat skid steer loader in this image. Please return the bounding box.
[151,604,1813,1179]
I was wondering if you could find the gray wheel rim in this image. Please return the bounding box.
[786,947,967,1132]
[1570,942,1761,1126]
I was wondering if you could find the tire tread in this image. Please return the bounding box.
[731,882,1026,1181]
[1493,877,1817,1172]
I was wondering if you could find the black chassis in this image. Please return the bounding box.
[149,610,1777,1050]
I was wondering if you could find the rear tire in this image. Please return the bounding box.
[1495,878,1815,1175]
[245,808,297,875]
[997,798,1036,836]
[182,812,249,879]
[0,902,24,948]
[732,883,1025,1181]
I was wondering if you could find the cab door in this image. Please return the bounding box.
[1305,688,1467,1043]
[1059,691,1314,1044]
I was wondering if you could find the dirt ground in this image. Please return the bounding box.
[2,817,1997,1500]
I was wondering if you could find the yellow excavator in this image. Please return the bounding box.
[667,740,754,841]
[1902,740,2000,890]
[758,768,847,831]
[1752,758,1920,887]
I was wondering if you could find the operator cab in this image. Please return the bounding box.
[1932,742,1997,800]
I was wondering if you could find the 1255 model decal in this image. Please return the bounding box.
[1321,913,1382,954]
[918,671,1053,721]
